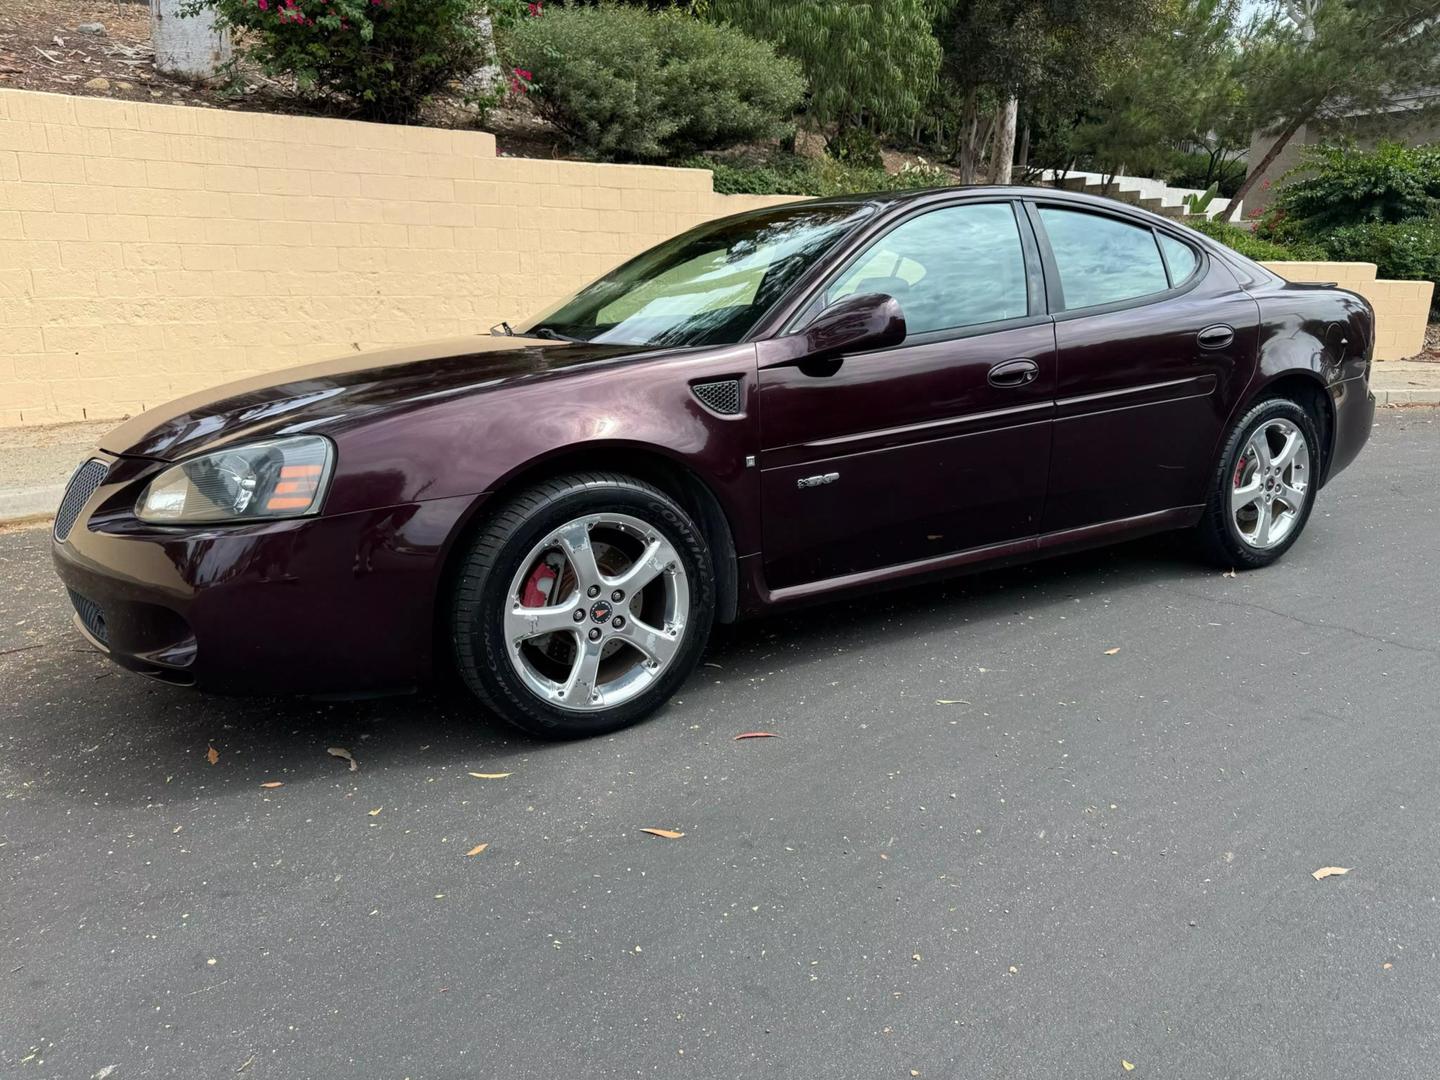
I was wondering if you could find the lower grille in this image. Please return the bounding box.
[68,588,110,646]
[54,459,109,542]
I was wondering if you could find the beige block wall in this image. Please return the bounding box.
[1261,261,1434,361]
[0,89,798,426]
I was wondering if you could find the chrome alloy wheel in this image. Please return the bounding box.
[503,513,689,712]
[1231,416,1310,550]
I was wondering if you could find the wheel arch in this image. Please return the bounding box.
[1244,370,1337,485]
[433,443,742,655]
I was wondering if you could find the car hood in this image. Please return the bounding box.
[101,335,658,461]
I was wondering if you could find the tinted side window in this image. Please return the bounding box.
[1158,233,1200,284]
[1039,208,1169,310]
[824,203,1028,335]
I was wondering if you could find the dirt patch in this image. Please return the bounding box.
[0,515,52,534]
[0,0,562,150]
[1403,322,1440,363]
[0,0,209,107]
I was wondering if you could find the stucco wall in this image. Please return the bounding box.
[0,89,797,426]
[1260,260,1433,361]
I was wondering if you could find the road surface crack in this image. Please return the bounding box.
[1164,585,1439,659]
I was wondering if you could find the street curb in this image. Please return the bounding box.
[0,484,65,523]
[1375,389,1440,406]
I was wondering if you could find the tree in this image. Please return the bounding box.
[1229,0,1440,219]
[1069,0,1249,189]
[933,0,1166,183]
[706,0,941,148]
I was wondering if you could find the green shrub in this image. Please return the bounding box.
[697,156,816,195]
[192,0,489,123]
[692,153,952,197]
[1187,217,1324,263]
[826,126,884,169]
[1324,218,1440,312]
[1272,141,1440,235]
[506,7,805,162]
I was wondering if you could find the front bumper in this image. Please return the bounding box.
[51,453,479,695]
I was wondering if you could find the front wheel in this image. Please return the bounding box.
[450,473,715,738]
[1196,397,1321,569]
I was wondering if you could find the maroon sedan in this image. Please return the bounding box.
[52,187,1374,737]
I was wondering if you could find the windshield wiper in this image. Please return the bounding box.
[529,326,581,342]
[489,321,514,336]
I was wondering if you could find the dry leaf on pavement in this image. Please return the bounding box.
[935,699,970,705]
[1311,866,1351,880]
[260,782,283,789]
[327,746,358,772]
[465,843,489,857]
[469,771,512,778]
[368,807,382,817]
[206,745,219,765]
[1104,648,1121,655]
[640,828,685,839]
[734,732,779,740]
[1223,568,1238,578]
[1122,1061,1135,1072]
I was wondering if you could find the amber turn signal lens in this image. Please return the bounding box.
[266,464,324,511]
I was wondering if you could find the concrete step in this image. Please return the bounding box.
[1040,169,1232,220]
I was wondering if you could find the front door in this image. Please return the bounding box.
[755,200,1056,591]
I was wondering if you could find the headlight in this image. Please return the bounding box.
[136,436,334,524]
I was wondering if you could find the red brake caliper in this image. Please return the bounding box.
[521,558,559,608]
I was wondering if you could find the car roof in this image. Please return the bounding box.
[797,184,1164,214]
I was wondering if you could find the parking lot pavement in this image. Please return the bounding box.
[3,408,1439,1080]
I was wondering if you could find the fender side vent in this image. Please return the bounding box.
[691,379,742,416]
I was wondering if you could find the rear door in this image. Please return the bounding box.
[1027,202,1260,534]
[756,199,1056,591]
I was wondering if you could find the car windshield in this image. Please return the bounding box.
[517,203,874,348]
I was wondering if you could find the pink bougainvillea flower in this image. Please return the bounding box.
[528,1,543,15]
[257,0,268,9]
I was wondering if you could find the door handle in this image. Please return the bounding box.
[1197,324,1235,350]
[988,357,1039,388]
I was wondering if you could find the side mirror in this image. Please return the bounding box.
[800,292,906,360]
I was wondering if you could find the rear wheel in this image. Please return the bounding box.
[1196,397,1321,569]
[451,473,715,738]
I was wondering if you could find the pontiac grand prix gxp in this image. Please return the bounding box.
[52,187,1374,737]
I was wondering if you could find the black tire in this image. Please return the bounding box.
[1195,396,1322,569]
[450,472,715,738]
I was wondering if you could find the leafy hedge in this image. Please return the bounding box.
[690,154,953,197]
[1271,141,1440,234]
[1324,219,1440,313]
[506,7,804,162]
[1182,217,1322,263]
[1258,142,1440,314]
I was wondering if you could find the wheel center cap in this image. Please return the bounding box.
[589,600,613,624]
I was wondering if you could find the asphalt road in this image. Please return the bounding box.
[4,409,1439,1080]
